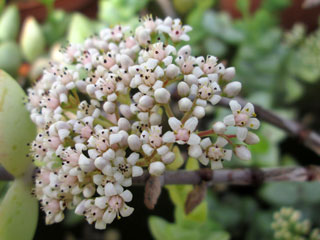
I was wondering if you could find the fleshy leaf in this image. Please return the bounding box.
[0,70,36,176]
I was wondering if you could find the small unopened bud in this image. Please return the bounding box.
[223,81,241,97]
[128,134,142,151]
[235,145,251,160]
[154,88,170,104]
[138,95,154,110]
[119,104,133,119]
[193,106,205,119]
[223,67,235,81]
[166,64,180,79]
[118,118,131,131]
[149,161,165,176]
[150,112,162,125]
[244,132,260,145]
[103,101,115,114]
[212,121,226,134]
[177,81,190,97]
[178,97,192,112]
[162,152,175,164]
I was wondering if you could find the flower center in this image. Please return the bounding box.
[235,113,249,127]
[199,86,212,100]
[176,128,190,142]
[108,195,124,211]
[149,134,162,148]
[207,145,224,160]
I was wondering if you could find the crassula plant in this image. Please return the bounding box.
[26,16,260,229]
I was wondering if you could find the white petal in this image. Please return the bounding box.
[95,196,108,209]
[162,131,176,143]
[211,160,223,170]
[184,117,198,132]
[132,166,143,177]
[104,182,117,196]
[188,145,202,158]
[229,100,242,113]
[224,149,232,161]
[127,152,140,165]
[236,127,248,141]
[242,102,254,115]
[142,144,154,156]
[200,138,212,149]
[120,190,133,202]
[209,95,221,105]
[199,154,209,165]
[168,117,182,131]
[103,209,116,224]
[223,114,235,126]
[157,145,169,155]
[187,133,200,145]
[216,137,228,147]
[120,204,134,217]
[161,151,175,164]
[109,133,123,145]
[247,118,260,129]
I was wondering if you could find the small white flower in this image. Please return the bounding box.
[149,161,165,176]
[235,145,251,161]
[223,100,260,141]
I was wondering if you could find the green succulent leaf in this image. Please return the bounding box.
[0,178,38,240]
[0,5,20,42]
[0,41,21,76]
[67,13,95,44]
[20,17,46,62]
[0,70,36,177]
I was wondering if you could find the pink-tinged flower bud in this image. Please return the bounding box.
[149,161,165,176]
[235,145,251,161]
[212,121,226,134]
[128,134,142,151]
[166,64,180,79]
[177,81,190,97]
[103,101,115,114]
[119,104,133,119]
[223,81,242,97]
[154,88,170,104]
[178,97,192,112]
[138,95,154,110]
[223,67,236,81]
[244,132,260,145]
[193,106,205,119]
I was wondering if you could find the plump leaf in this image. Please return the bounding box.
[20,17,46,62]
[0,178,38,240]
[0,70,36,176]
[67,13,95,44]
[0,5,20,41]
[0,41,21,76]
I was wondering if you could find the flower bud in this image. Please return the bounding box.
[118,118,130,131]
[178,97,192,112]
[154,88,170,104]
[138,95,154,110]
[212,121,226,134]
[103,101,115,114]
[149,161,165,176]
[223,67,235,81]
[128,134,142,151]
[223,81,241,97]
[235,145,251,161]
[150,113,162,125]
[193,106,205,119]
[162,152,175,164]
[244,132,260,145]
[166,64,180,79]
[119,104,133,119]
[177,81,190,97]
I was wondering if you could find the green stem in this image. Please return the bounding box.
[163,103,175,118]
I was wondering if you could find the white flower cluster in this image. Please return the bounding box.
[27,16,260,229]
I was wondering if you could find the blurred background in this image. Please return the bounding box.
[0,0,320,239]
